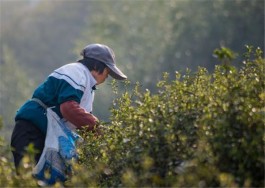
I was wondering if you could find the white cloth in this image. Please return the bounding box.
[33,108,82,185]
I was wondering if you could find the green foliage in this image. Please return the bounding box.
[0,147,46,187]
[1,46,263,187]
[183,47,264,187]
[72,47,264,187]
[0,46,263,186]
[213,46,238,65]
[1,0,264,185]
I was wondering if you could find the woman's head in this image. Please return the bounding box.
[79,43,127,80]
[78,57,110,85]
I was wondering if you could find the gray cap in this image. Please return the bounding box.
[80,43,127,80]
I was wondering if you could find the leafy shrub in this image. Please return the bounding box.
[176,46,264,187]
[75,46,264,187]
[0,46,264,187]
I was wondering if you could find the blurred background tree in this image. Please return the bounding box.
[0,0,264,139]
[0,46,33,139]
[164,0,264,74]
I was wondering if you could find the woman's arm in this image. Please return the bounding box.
[60,100,98,130]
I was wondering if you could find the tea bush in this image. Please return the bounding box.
[0,46,264,187]
[75,46,264,187]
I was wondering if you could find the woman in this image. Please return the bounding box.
[11,43,127,184]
